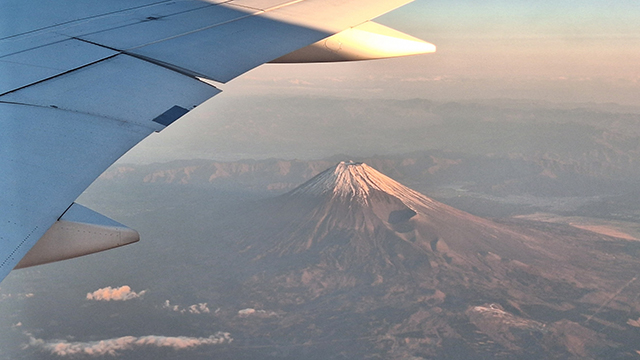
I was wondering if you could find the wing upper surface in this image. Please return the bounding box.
[0,51,219,281]
[0,0,419,282]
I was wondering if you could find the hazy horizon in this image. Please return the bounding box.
[116,95,640,164]
[214,0,640,105]
[3,2,640,358]
[113,0,640,163]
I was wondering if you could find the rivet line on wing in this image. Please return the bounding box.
[0,226,38,269]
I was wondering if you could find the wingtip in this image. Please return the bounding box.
[271,21,435,63]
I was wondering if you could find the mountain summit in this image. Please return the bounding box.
[277,161,537,265]
[225,161,556,292]
[290,161,433,206]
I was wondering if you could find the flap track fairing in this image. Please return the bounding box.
[14,203,139,269]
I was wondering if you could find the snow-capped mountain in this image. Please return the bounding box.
[207,161,640,359]
[241,161,544,272]
[289,160,435,205]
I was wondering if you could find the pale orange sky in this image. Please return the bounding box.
[214,0,640,106]
[118,0,640,163]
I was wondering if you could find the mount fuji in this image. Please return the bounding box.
[198,161,640,359]
[229,161,570,281]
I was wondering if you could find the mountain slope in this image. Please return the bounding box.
[234,162,558,282]
[205,161,640,359]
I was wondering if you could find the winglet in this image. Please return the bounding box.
[271,21,435,63]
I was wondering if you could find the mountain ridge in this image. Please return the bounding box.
[69,160,640,359]
[93,151,640,221]
[199,161,640,358]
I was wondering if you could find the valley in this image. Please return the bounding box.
[4,98,640,359]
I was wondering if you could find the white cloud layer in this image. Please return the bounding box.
[0,292,34,301]
[238,308,278,318]
[86,286,146,301]
[27,332,232,356]
[163,300,210,314]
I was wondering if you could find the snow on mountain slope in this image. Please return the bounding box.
[218,161,562,286]
[289,161,434,206]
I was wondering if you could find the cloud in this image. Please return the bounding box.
[324,76,345,83]
[163,300,210,314]
[401,76,446,82]
[238,308,256,316]
[238,308,278,318]
[86,286,146,301]
[188,303,210,314]
[27,332,232,356]
[288,79,313,85]
[0,292,35,301]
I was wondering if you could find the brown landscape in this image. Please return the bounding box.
[5,98,640,359]
[149,161,640,359]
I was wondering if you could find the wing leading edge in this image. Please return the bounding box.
[0,0,434,283]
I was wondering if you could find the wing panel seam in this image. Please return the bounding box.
[123,0,316,52]
[69,38,220,86]
[0,100,160,131]
[0,53,119,97]
[122,52,208,80]
[63,2,231,41]
[124,12,260,51]
[71,37,123,53]
[0,0,173,42]
[0,39,70,60]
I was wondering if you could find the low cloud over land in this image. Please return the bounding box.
[163,300,211,314]
[27,332,232,356]
[86,286,146,301]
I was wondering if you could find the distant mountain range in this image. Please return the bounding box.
[9,97,640,359]
[103,97,640,221]
[12,160,640,359]
[96,149,640,220]
[181,161,640,359]
[124,97,640,169]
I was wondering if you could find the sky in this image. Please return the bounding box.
[3,2,640,355]
[214,0,640,105]
[117,0,640,163]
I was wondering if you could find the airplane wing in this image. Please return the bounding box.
[0,0,434,283]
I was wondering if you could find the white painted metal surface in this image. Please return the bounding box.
[0,0,163,38]
[0,39,117,95]
[15,204,140,269]
[230,0,294,11]
[0,104,154,281]
[77,2,247,51]
[0,0,431,284]
[128,14,330,82]
[2,55,220,129]
[272,21,436,63]
[258,0,416,33]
